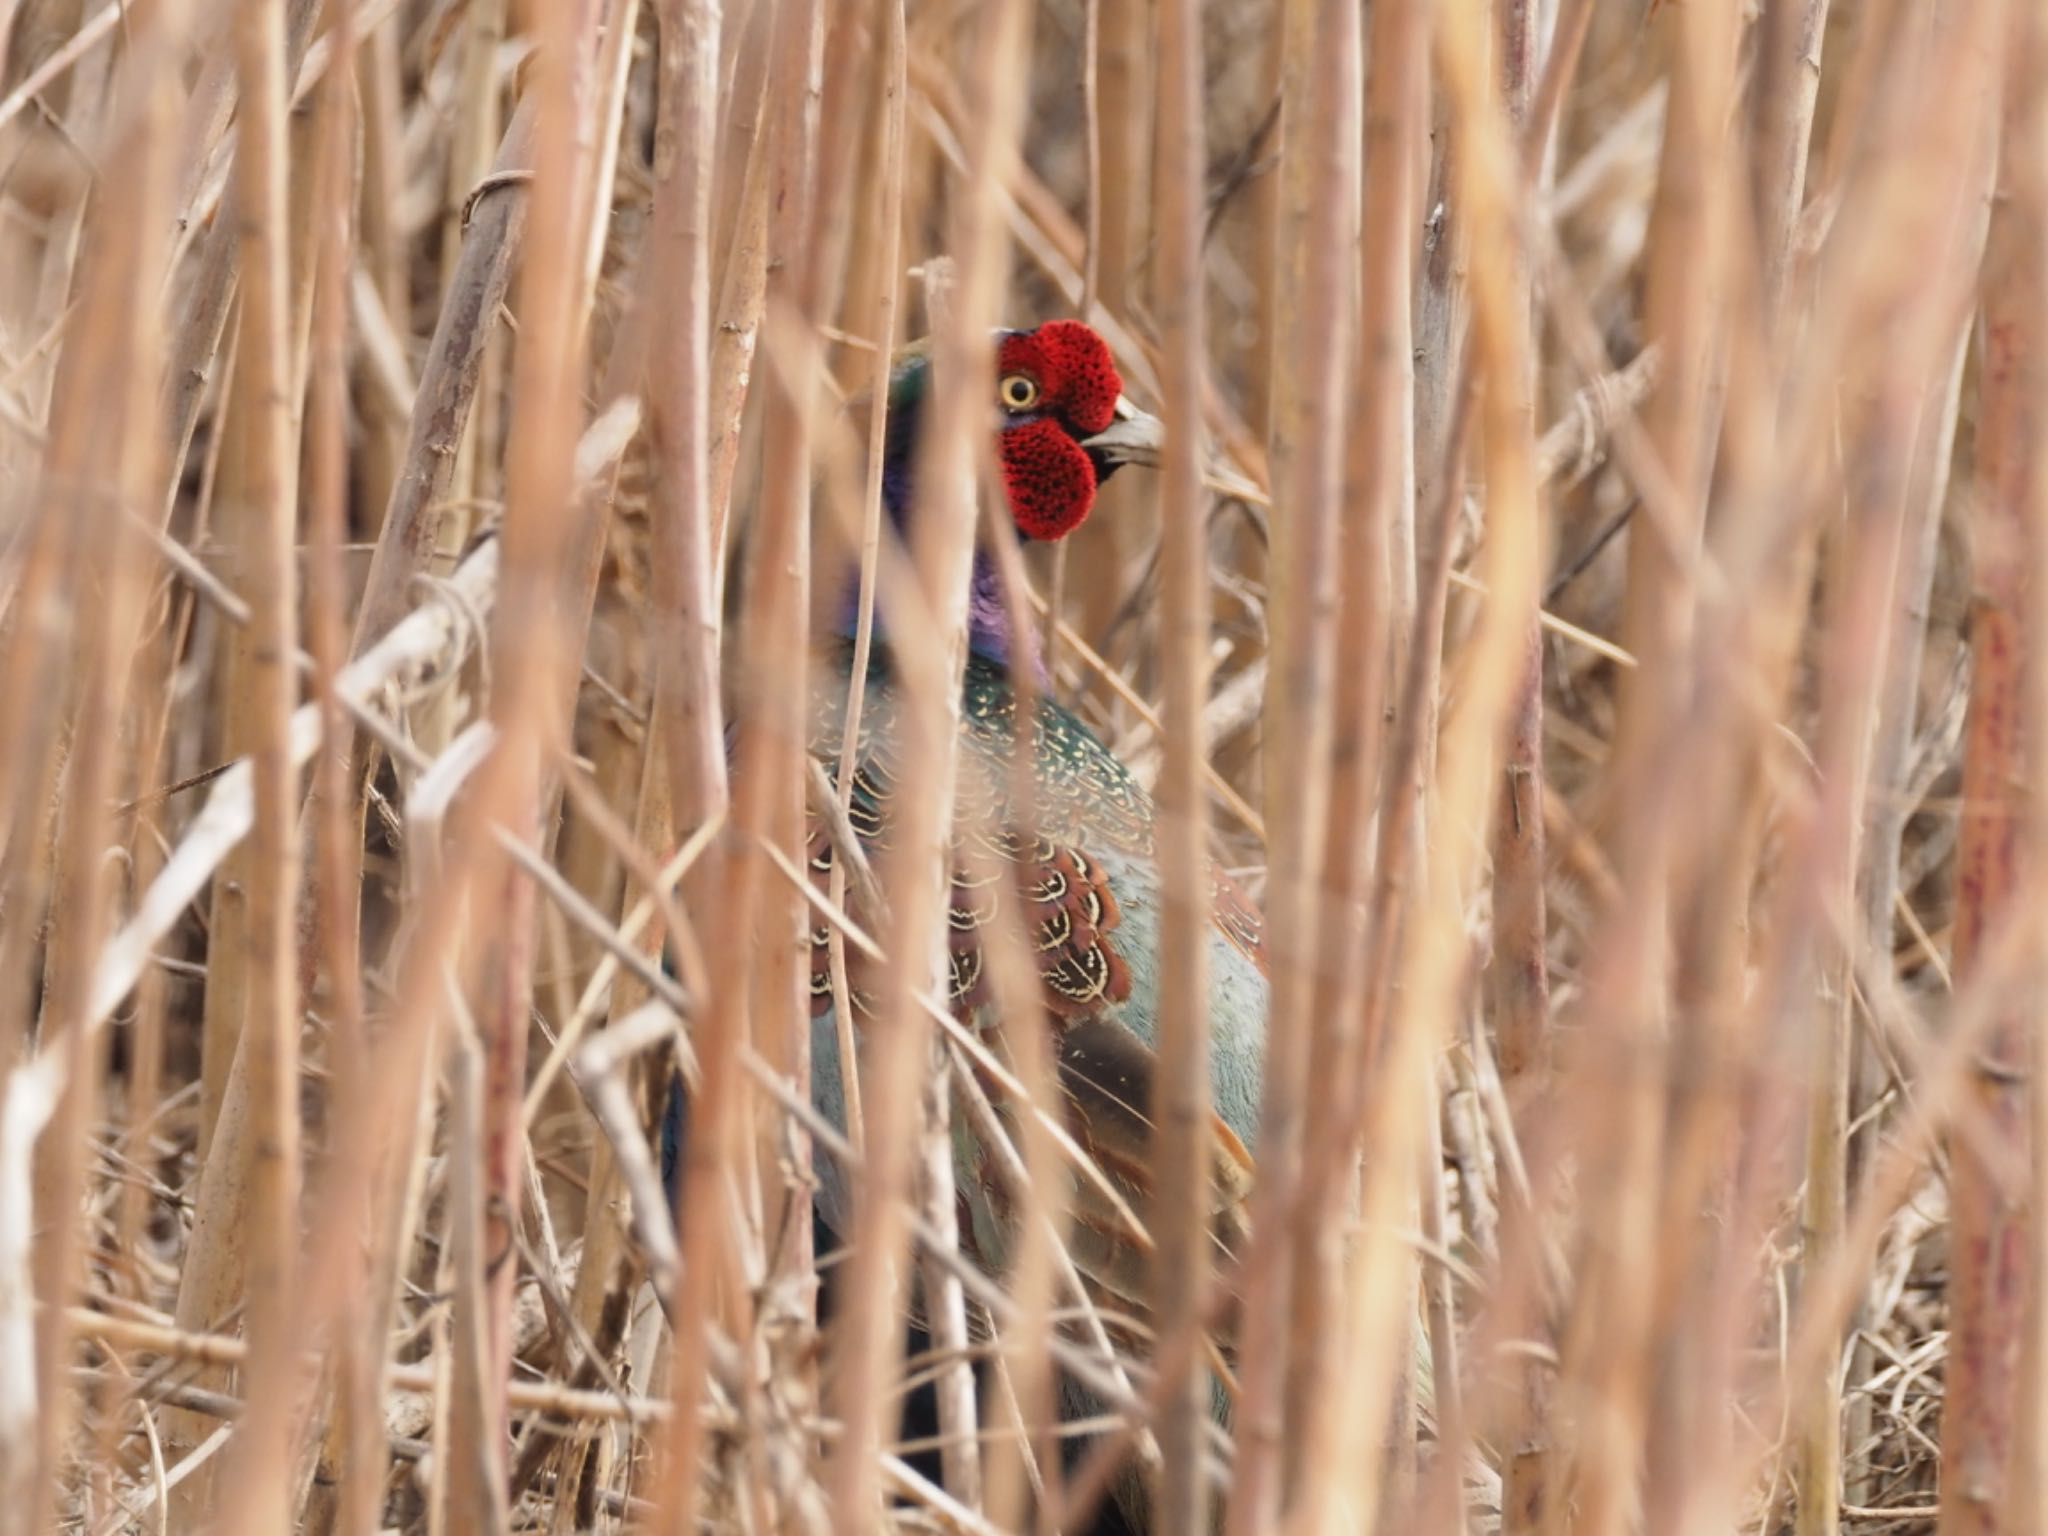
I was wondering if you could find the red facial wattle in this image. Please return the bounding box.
[994,320,1125,541]
[1000,419,1099,541]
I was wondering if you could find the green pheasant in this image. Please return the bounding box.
[664,320,1271,1519]
[802,321,1270,1312]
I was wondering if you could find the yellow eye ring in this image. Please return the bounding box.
[999,372,1041,411]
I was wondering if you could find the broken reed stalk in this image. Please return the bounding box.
[422,0,508,753]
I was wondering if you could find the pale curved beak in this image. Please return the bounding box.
[1079,396,1268,505]
[1079,397,1167,467]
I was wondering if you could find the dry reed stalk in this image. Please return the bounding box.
[1090,0,1144,325]
[710,0,772,283]
[1777,183,1977,1536]
[1843,329,1971,1503]
[450,2,602,1524]
[827,0,910,1165]
[725,0,827,1515]
[788,17,920,1485]
[1629,14,1987,1533]
[13,0,179,1526]
[1685,874,2046,1526]
[1473,6,1555,1533]
[645,0,729,855]
[704,57,773,591]
[1222,0,1355,1525]
[1939,8,2038,1532]
[820,0,1030,1523]
[1751,0,1833,323]
[112,619,181,1326]
[1284,0,1419,1523]
[547,783,672,1527]
[200,0,305,1528]
[1063,0,1147,674]
[0,485,67,1093]
[12,0,109,430]
[959,817,1083,1525]
[1294,360,1471,1531]
[634,0,733,1526]
[0,0,115,139]
[67,1305,675,1425]
[1310,0,1542,1524]
[1549,6,1738,1532]
[299,5,376,1527]
[2025,29,2048,1516]
[1780,22,1993,1536]
[239,108,539,1340]
[1148,0,1214,1524]
[1489,0,1549,1100]
[91,539,502,1023]
[1741,19,1834,1534]
[1398,10,1540,1536]
[648,0,824,1524]
[1038,0,1100,681]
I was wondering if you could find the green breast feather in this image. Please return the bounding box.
[803,650,1271,1234]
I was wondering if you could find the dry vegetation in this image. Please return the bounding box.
[0,0,2042,1532]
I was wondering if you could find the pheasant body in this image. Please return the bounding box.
[804,643,1270,1311]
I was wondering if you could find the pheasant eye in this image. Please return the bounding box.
[999,372,1041,412]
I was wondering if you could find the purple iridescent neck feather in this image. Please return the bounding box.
[837,417,1046,680]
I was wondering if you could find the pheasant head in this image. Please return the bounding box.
[870,319,1162,662]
